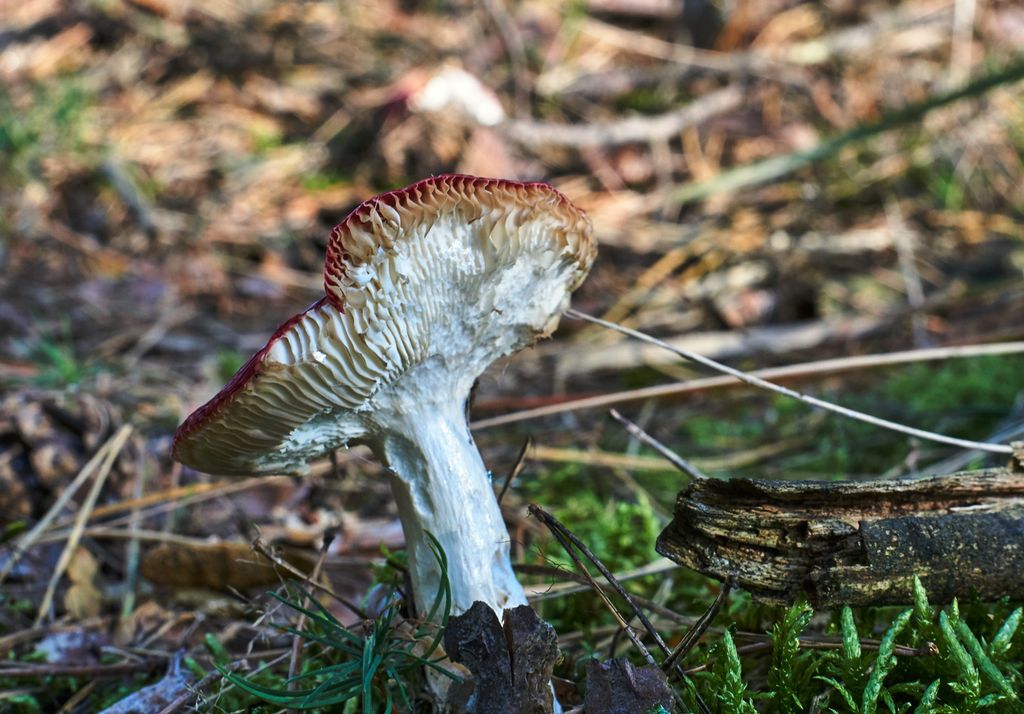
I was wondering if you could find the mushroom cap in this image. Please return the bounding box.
[173,175,595,475]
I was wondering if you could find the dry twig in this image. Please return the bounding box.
[287,532,334,710]
[610,408,707,480]
[35,425,134,625]
[472,341,1024,430]
[503,85,742,147]
[566,309,1016,454]
[250,536,368,619]
[528,505,712,713]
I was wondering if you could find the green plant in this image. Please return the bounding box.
[0,80,94,182]
[861,608,912,714]
[31,335,87,388]
[215,349,248,383]
[707,629,758,713]
[216,534,458,711]
[817,607,870,711]
[767,600,816,713]
[6,318,96,388]
[674,586,1024,714]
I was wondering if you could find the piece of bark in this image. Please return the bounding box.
[504,606,560,713]
[584,659,673,714]
[444,602,515,712]
[444,602,560,713]
[656,468,1024,607]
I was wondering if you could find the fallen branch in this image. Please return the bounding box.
[502,85,742,147]
[656,468,1024,607]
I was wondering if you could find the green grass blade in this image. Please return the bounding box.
[940,609,981,704]
[841,606,862,662]
[991,609,1022,660]
[912,680,940,714]
[861,609,912,714]
[815,675,857,711]
[954,618,1020,706]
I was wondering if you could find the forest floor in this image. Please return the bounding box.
[2,0,1024,711]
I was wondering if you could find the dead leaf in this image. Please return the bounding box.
[65,546,103,618]
[140,540,312,591]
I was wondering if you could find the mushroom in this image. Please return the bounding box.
[173,175,595,619]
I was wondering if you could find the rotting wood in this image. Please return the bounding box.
[443,602,560,714]
[656,468,1024,607]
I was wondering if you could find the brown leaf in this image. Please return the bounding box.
[29,441,80,489]
[64,547,103,618]
[64,581,103,619]
[67,545,100,584]
[140,540,312,591]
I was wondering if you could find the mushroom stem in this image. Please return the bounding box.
[376,401,527,619]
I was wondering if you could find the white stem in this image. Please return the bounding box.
[377,402,527,619]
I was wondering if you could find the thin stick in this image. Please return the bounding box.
[157,650,293,714]
[949,0,977,87]
[287,532,334,710]
[662,580,731,673]
[672,57,1024,203]
[528,440,802,473]
[471,341,1024,430]
[160,462,181,537]
[250,537,368,619]
[886,199,928,347]
[35,526,281,548]
[525,557,678,601]
[529,505,672,656]
[610,409,708,480]
[155,668,224,714]
[504,85,742,147]
[528,505,712,714]
[35,425,134,625]
[0,658,161,678]
[567,310,1015,455]
[559,618,934,659]
[55,476,292,531]
[518,563,697,627]
[55,680,97,713]
[0,429,124,583]
[682,639,937,674]
[121,445,148,621]
[478,0,530,118]
[527,505,659,667]
[497,436,532,505]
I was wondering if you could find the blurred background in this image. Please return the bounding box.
[2,0,1024,710]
